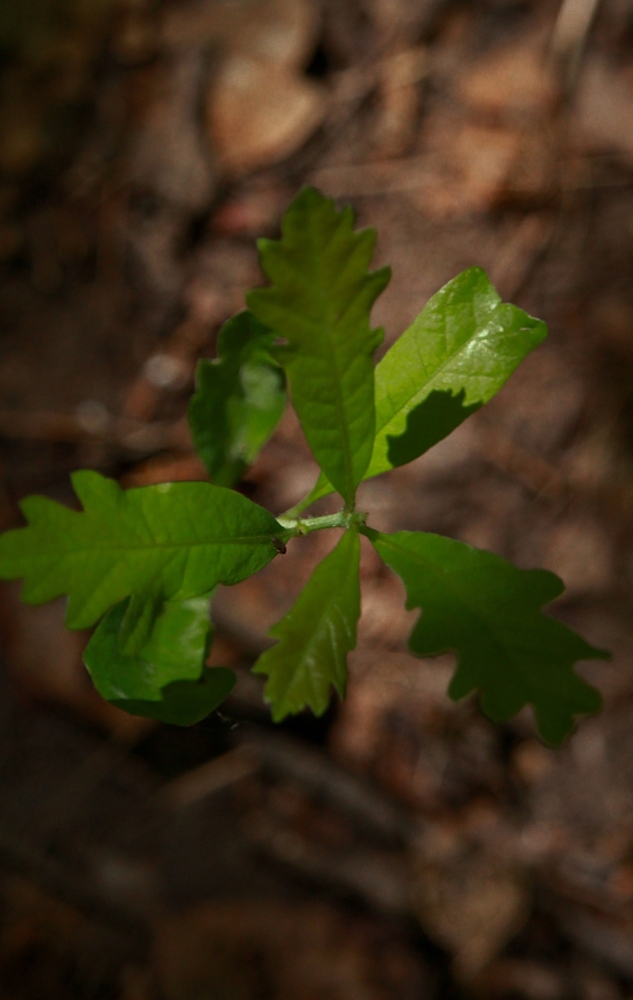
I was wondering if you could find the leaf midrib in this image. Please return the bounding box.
[278,573,352,702]
[313,223,356,501]
[323,313,354,500]
[24,535,276,556]
[278,581,347,697]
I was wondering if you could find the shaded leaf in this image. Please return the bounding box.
[110,671,236,726]
[386,388,481,468]
[253,528,361,721]
[365,527,606,744]
[247,187,390,506]
[84,593,235,724]
[300,267,546,510]
[188,311,286,487]
[0,470,283,653]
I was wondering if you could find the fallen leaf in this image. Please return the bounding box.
[208,56,327,176]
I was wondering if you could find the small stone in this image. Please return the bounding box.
[75,399,110,435]
[143,353,188,390]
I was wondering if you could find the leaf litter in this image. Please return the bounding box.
[1,0,633,998]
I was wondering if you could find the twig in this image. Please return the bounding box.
[550,0,603,90]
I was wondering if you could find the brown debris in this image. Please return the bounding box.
[153,900,428,1000]
[3,0,633,998]
[573,57,633,165]
[208,56,328,176]
[411,828,529,979]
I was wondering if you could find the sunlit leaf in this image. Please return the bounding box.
[253,528,361,721]
[247,187,390,506]
[0,470,283,653]
[300,267,546,510]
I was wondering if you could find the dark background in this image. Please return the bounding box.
[1,0,633,996]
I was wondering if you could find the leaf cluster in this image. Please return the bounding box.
[0,188,608,742]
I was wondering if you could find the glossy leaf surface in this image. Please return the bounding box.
[247,187,390,506]
[365,527,606,744]
[84,594,236,724]
[301,267,546,509]
[188,311,285,487]
[0,470,283,652]
[85,594,213,700]
[253,528,361,721]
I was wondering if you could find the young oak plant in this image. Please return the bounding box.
[0,188,608,742]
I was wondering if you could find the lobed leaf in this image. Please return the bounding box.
[253,528,361,721]
[188,310,286,487]
[365,527,607,744]
[110,670,236,726]
[0,470,283,653]
[84,594,236,724]
[301,268,546,510]
[247,187,390,507]
[85,593,213,701]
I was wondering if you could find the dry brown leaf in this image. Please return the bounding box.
[128,54,216,211]
[411,827,529,980]
[162,0,319,73]
[574,57,633,164]
[457,44,558,123]
[208,56,327,176]
[373,48,427,159]
[412,121,523,217]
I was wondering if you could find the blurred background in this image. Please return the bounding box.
[1,0,633,996]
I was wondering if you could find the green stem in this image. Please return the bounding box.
[277,510,366,541]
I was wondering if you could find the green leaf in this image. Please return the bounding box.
[85,594,213,700]
[188,311,286,487]
[84,594,237,725]
[300,267,546,510]
[0,470,283,653]
[84,594,235,725]
[253,528,361,722]
[247,187,390,507]
[110,670,237,726]
[386,388,481,468]
[364,527,607,744]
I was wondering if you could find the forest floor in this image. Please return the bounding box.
[2,0,633,997]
